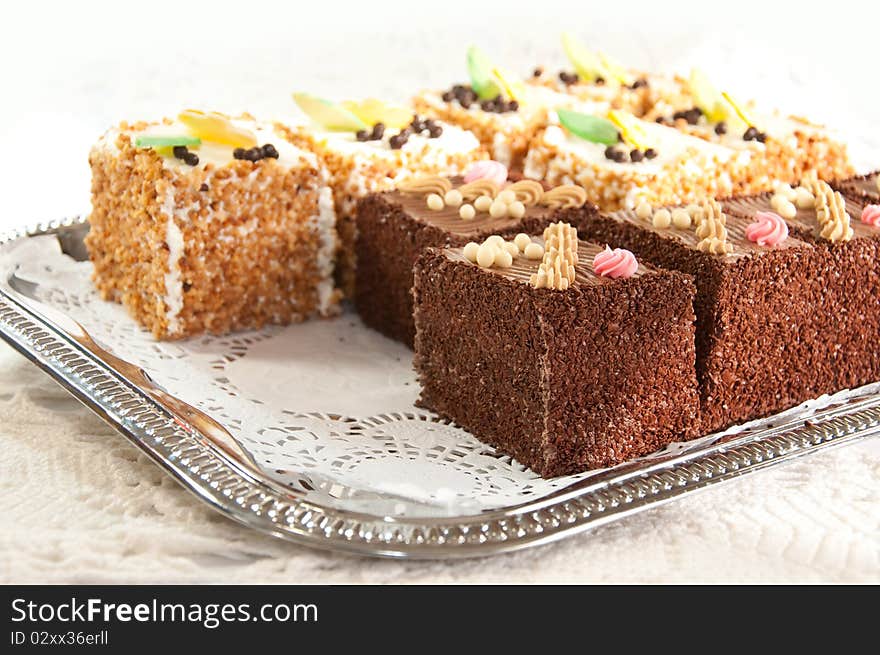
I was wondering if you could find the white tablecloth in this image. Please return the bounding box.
[1,0,878,583]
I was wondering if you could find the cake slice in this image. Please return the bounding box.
[412,45,615,168]
[86,111,338,340]
[643,70,853,188]
[578,198,829,433]
[723,179,879,392]
[528,32,667,117]
[356,168,597,346]
[524,108,749,211]
[835,170,880,204]
[282,95,485,296]
[413,223,700,476]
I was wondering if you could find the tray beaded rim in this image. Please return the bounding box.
[1,216,878,559]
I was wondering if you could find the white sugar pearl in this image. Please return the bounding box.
[463,242,480,262]
[486,235,505,247]
[503,241,519,256]
[494,249,513,268]
[459,204,476,220]
[635,201,652,220]
[778,184,797,201]
[489,200,508,218]
[476,242,497,268]
[652,208,672,229]
[508,201,526,219]
[795,187,815,209]
[426,193,444,210]
[498,190,516,204]
[444,189,463,207]
[427,193,444,211]
[777,199,797,219]
[524,242,544,260]
[770,194,785,211]
[474,195,493,212]
[671,208,691,229]
[514,233,531,252]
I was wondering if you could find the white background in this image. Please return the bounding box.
[1,0,878,582]
[1,0,878,228]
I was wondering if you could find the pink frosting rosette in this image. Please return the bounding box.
[592,246,638,279]
[861,204,880,227]
[745,211,788,247]
[463,160,508,185]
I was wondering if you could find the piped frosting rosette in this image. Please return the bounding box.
[861,205,880,227]
[463,160,508,185]
[592,246,638,279]
[745,211,789,247]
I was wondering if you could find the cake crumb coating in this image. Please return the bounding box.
[86,121,340,340]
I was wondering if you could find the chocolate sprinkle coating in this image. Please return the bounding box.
[412,243,701,476]
[574,197,880,434]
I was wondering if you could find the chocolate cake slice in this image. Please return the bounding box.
[413,230,700,477]
[724,185,880,393]
[835,170,880,203]
[578,201,828,433]
[356,174,597,347]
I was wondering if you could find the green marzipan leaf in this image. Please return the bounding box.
[466,46,501,100]
[134,134,201,148]
[557,109,619,145]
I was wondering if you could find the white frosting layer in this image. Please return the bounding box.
[417,85,605,130]
[314,120,480,159]
[94,116,320,175]
[540,110,743,174]
[159,187,186,336]
[313,185,337,315]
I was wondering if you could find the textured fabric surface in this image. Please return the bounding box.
[2,0,879,583]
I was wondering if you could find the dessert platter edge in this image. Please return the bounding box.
[0,217,878,559]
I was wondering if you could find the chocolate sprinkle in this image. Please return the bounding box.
[233,144,278,162]
[443,84,481,110]
[173,145,199,166]
[742,127,767,143]
[673,107,703,126]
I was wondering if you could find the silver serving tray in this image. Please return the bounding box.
[1,216,879,559]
